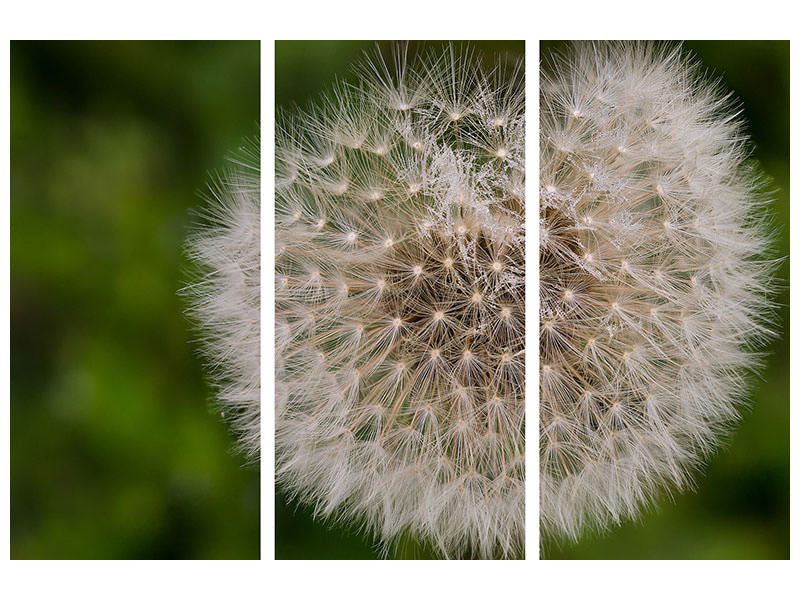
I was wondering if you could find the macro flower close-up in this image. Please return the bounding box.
[275,41,525,559]
[540,41,788,558]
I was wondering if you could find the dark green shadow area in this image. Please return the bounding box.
[540,40,789,560]
[11,41,260,559]
[275,490,382,559]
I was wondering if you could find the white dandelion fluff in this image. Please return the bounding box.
[276,43,525,559]
[186,142,260,461]
[540,42,776,541]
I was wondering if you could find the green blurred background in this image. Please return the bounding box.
[274,40,525,560]
[540,40,790,560]
[11,41,260,559]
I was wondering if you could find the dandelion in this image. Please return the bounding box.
[276,43,525,559]
[540,42,776,541]
[185,141,260,461]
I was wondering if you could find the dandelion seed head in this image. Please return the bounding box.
[540,42,776,541]
[276,43,525,558]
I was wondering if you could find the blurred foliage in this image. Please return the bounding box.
[11,41,260,559]
[274,40,525,560]
[540,40,789,560]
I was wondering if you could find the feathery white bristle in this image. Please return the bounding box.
[185,142,260,462]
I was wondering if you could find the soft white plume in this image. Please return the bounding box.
[186,142,260,461]
[276,44,525,559]
[540,42,776,541]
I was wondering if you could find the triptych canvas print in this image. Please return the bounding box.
[9,39,789,562]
